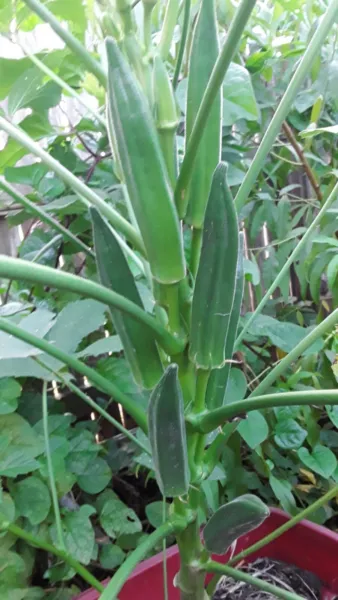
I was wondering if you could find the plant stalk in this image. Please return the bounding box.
[22,0,107,87]
[173,0,191,89]
[0,117,144,254]
[0,256,185,355]
[236,181,338,346]
[234,0,338,212]
[0,318,148,432]
[175,0,256,216]
[159,0,180,60]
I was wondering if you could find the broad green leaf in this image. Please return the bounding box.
[99,544,125,570]
[190,164,239,369]
[66,430,99,476]
[238,411,269,449]
[223,63,259,126]
[148,365,189,497]
[19,230,60,266]
[50,505,95,565]
[77,457,112,494]
[326,406,338,428]
[5,164,48,186]
[0,114,53,172]
[0,549,26,591]
[0,492,15,528]
[47,299,107,354]
[0,378,22,414]
[327,255,338,291]
[0,309,55,359]
[145,502,170,529]
[76,335,123,358]
[91,208,163,388]
[224,369,247,404]
[0,413,42,477]
[269,475,297,515]
[7,67,61,115]
[11,477,51,526]
[300,124,338,139]
[203,494,269,554]
[97,490,142,539]
[244,314,323,355]
[298,445,337,478]
[97,356,149,410]
[274,419,307,449]
[0,57,33,100]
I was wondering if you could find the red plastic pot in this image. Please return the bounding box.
[75,508,338,600]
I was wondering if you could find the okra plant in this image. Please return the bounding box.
[0,0,338,599]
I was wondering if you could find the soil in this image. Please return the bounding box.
[212,558,322,600]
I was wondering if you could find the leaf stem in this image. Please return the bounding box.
[188,389,338,433]
[173,0,191,89]
[235,181,338,346]
[234,0,338,212]
[205,561,304,600]
[175,0,256,216]
[0,317,148,432]
[42,381,65,550]
[22,0,107,87]
[99,519,187,599]
[0,256,185,355]
[0,180,95,259]
[0,520,104,593]
[0,117,144,254]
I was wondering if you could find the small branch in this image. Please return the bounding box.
[282,121,323,203]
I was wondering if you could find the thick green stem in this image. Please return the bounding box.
[205,561,303,600]
[0,117,144,254]
[159,0,180,60]
[175,0,256,216]
[189,390,338,433]
[0,180,94,259]
[20,44,106,127]
[236,183,338,346]
[0,256,184,355]
[0,318,148,432]
[234,0,338,212]
[0,520,104,593]
[143,2,154,51]
[23,0,107,87]
[35,358,149,454]
[99,519,187,599]
[252,308,338,397]
[229,484,338,566]
[160,282,183,339]
[173,0,191,89]
[42,381,65,550]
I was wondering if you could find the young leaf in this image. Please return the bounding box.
[91,207,163,389]
[97,489,142,539]
[184,0,221,227]
[11,476,51,526]
[106,38,185,284]
[189,163,239,369]
[148,364,189,497]
[77,457,112,494]
[50,505,95,565]
[206,233,244,408]
[0,378,22,415]
[297,445,337,478]
[238,411,269,450]
[203,494,269,554]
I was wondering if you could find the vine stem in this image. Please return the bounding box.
[205,561,304,600]
[175,0,256,216]
[22,0,107,87]
[0,520,104,593]
[234,0,338,212]
[0,256,185,355]
[235,182,338,347]
[0,317,148,432]
[0,180,95,259]
[42,381,65,551]
[189,389,338,433]
[0,117,144,254]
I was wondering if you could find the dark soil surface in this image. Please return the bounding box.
[212,558,322,600]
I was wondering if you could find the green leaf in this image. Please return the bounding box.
[19,230,60,266]
[91,208,162,388]
[97,489,142,539]
[7,67,61,115]
[0,492,15,528]
[0,549,26,592]
[224,369,247,404]
[77,457,112,494]
[203,494,269,554]
[269,475,297,515]
[238,411,269,449]
[145,501,170,529]
[327,255,338,291]
[299,124,338,139]
[0,378,22,414]
[0,413,42,477]
[298,445,337,478]
[11,476,51,525]
[190,163,239,369]
[326,405,338,428]
[47,299,107,354]
[99,544,125,570]
[148,365,189,497]
[244,314,323,355]
[223,63,259,126]
[274,419,307,449]
[76,335,123,358]
[50,505,95,565]
[0,309,55,359]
